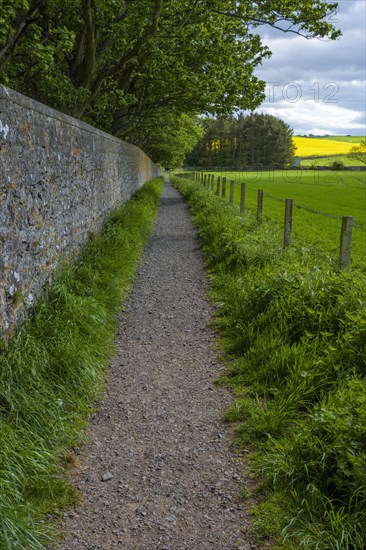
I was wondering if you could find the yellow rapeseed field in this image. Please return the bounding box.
[293,137,354,157]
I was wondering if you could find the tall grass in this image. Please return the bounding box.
[0,177,163,549]
[202,169,366,266]
[172,174,366,549]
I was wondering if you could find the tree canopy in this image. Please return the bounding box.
[0,1,340,162]
[187,114,295,168]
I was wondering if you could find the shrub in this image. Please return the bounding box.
[331,160,346,170]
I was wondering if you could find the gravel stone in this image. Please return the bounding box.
[102,472,114,482]
[56,177,264,549]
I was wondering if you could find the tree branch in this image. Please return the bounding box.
[210,9,324,39]
[82,0,163,112]
[0,1,42,71]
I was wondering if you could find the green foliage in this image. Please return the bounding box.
[331,160,346,170]
[252,492,295,545]
[0,177,163,548]
[188,114,295,169]
[0,1,340,152]
[172,174,366,549]
[143,112,204,168]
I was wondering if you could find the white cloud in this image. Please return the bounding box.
[254,0,366,135]
[258,100,365,135]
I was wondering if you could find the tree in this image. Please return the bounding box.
[0,0,341,148]
[347,140,366,165]
[140,112,204,168]
[237,113,295,168]
[186,117,234,168]
[188,114,295,169]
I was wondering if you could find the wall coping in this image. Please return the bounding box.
[0,84,138,152]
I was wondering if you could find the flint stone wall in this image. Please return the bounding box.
[0,85,161,337]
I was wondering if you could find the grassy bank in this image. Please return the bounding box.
[194,169,366,267]
[171,174,366,549]
[0,177,163,549]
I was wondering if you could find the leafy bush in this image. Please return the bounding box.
[331,160,346,170]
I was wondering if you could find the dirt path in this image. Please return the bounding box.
[57,178,258,550]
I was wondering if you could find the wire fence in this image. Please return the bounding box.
[176,171,366,271]
[250,187,366,230]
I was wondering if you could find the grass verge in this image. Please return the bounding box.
[171,174,366,549]
[0,177,163,549]
[192,169,366,267]
[300,155,366,167]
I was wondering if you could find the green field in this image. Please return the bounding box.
[301,155,366,167]
[203,170,366,266]
[319,135,365,143]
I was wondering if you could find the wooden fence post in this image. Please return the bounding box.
[204,174,207,187]
[284,198,293,247]
[339,216,354,270]
[257,189,263,219]
[240,182,246,213]
[216,176,221,196]
[211,175,215,191]
[230,180,235,204]
[222,177,227,198]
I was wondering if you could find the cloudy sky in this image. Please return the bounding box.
[253,0,366,136]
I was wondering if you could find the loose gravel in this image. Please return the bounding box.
[56,177,260,549]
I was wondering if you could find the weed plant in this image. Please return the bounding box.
[172,174,366,549]
[0,177,163,549]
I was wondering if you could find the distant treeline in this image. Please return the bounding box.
[186,114,295,169]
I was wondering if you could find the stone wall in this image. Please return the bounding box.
[0,85,161,337]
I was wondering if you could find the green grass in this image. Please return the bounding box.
[172,173,366,549]
[317,136,366,143]
[301,155,366,167]
[198,169,366,268]
[0,177,163,549]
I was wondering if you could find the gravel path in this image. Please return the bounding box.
[57,177,258,550]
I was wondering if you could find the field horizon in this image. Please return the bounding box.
[293,136,365,157]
